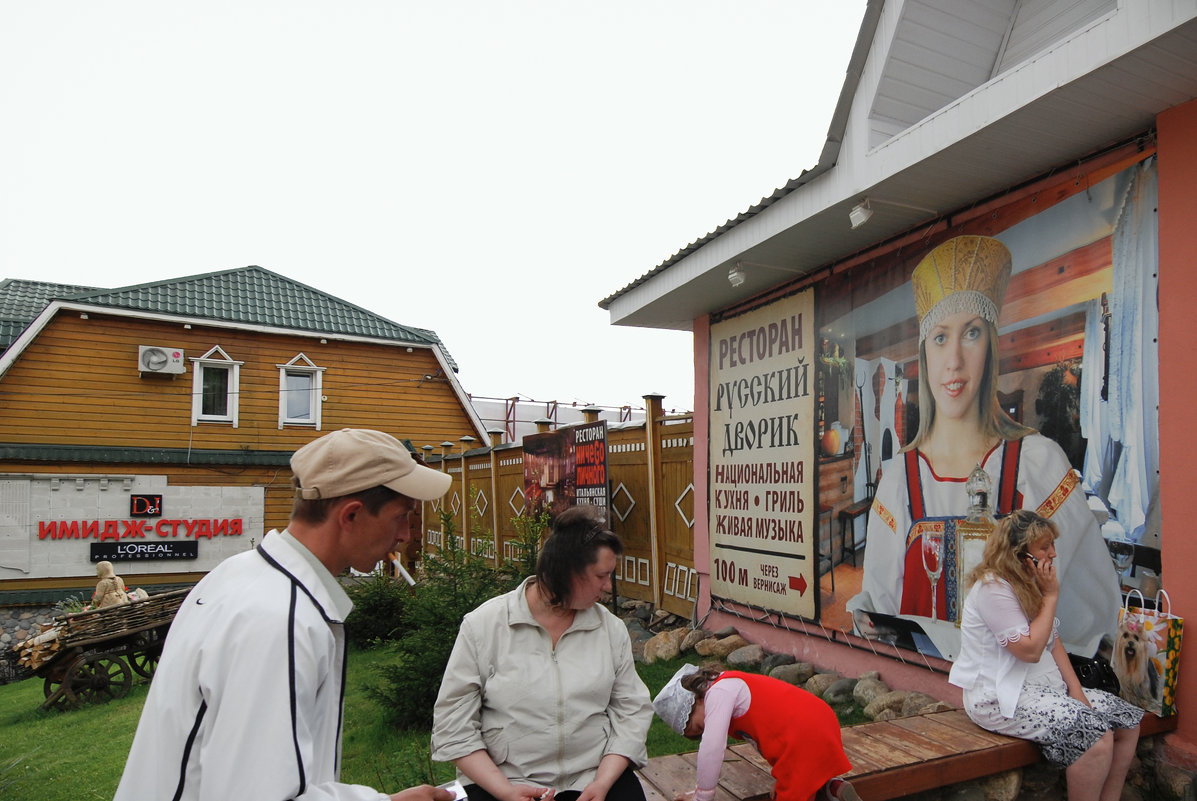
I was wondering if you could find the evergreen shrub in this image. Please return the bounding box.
[370,506,549,729]
[345,572,412,648]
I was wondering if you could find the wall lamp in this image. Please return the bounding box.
[848,200,873,229]
[849,197,938,230]
[727,259,805,287]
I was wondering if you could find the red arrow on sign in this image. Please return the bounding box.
[789,575,807,596]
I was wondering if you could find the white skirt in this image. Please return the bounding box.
[963,673,1143,766]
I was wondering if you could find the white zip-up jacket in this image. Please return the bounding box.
[431,578,651,792]
[115,530,387,801]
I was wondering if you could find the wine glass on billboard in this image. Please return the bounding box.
[922,531,945,620]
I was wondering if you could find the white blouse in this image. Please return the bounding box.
[949,575,1060,717]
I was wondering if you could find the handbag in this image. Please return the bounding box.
[1113,588,1184,716]
[1068,652,1120,695]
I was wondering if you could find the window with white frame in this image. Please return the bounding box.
[190,346,243,427]
[277,353,325,429]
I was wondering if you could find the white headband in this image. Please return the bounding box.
[652,663,700,734]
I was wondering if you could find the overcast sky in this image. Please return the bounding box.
[1,1,865,414]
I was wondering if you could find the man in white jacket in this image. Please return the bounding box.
[115,428,456,801]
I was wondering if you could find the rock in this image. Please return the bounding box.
[901,692,941,717]
[872,707,899,721]
[823,677,858,707]
[680,628,709,653]
[727,643,764,668]
[1018,761,1062,797]
[942,784,985,801]
[630,638,647,664]
[858,670,882,682]
[1155,761,1195,800]
[625,618,650,639]
[634,604,653,623]
[666,627,689,654]
[705,635,750,659]
[760,652,795,672]
[863,690,908,719]
[918,700,955,714]
[712,625,738,638]
[642,628,687,663]
[804,672,842,698]
[1120,783,1144,801]
[852,676,890,707]
[693,637,719,656]
[769,662,815,687]
[649,610,672,627]
[978,769,1020,801]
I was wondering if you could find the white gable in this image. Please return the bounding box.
[602,0,1197,331]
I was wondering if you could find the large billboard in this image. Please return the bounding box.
[710,157,1161,663]
[522,421,610,519]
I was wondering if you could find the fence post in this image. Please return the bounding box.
[440,441,456,545]
[459,436,476,558]
[643,393,665,608]
[488,428,503,563]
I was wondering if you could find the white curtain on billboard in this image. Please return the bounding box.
[1106,158,1160,540]
[1080,297,1115,498]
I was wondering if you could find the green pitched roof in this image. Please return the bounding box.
[0,267,456,369]
[0,278,103,352]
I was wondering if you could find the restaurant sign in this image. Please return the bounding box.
[708,289,817,619]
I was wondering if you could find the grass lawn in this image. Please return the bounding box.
[0,649,704,801]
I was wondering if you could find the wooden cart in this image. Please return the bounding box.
[31,588,191,710]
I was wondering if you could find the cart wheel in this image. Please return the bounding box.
[41,670,81,713]
[129,647,161,679]
[65,652,133,705]
[42,674,81,710]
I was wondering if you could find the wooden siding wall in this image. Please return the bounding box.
[0,312,478,452]
[424,406,697,617]
[608,424,654,605]
[655,417,697,618]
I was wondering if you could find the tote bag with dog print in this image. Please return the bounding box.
[1114,589,1183,716]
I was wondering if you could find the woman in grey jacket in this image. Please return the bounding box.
[433,505,653,801]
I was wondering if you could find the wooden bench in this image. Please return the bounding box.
[636,710,1176,801]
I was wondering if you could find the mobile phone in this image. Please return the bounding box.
[437,780,468,801]
[1019,552,1039,567]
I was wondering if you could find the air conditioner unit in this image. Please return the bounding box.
[138,345,186,374]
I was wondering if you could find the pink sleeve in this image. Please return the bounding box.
[693,679,750,801]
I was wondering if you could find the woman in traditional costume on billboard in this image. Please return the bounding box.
[846,235,1119,660]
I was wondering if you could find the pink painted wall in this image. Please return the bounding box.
[1156,97,1197,765]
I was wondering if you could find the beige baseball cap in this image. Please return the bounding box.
[291,428,452,501]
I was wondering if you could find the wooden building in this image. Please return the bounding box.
[0,266,485,600]
[601,0,1197,765]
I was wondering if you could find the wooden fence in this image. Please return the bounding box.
[423,397,697,618]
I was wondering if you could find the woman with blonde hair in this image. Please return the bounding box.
[950,510,1141,801]
[847,235,1120,661]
